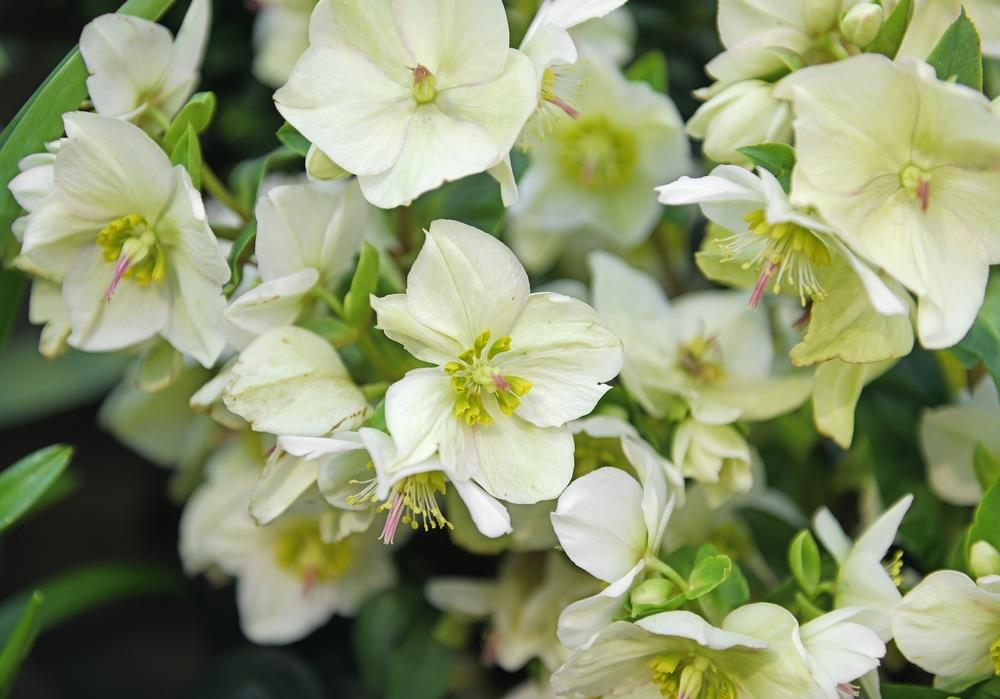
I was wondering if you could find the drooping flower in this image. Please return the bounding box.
[551,460,677,649]
[775,55,1000,348]
[509,58,690,272]
[813,494,914,641]
[894,570,1000,693]
[589,251,813,425]
[550,605,821,698]
[179,439,395,644]
[920,377,1000,506]
[15,112,229,366]
[252,0,317,88]
[223,180,369,349]
[80,0,210,131]
[371,220,622,538]
[274,0,538,208]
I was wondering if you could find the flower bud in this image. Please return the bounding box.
[805,0,840,33]
[688,80,792,166]
[970,540,1000,579]
[840,3,886,49]
[630,578,680,617]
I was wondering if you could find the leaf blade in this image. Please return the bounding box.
[0,445,73,535]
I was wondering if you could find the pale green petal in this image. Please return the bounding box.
[549,621,666,696]
[249,451,317,525]
[28,280,71,359]
[305,144,352,182]
[425,577,498,618]
[813,359,894,449]
[224,326,370,436]
[919,399,1000,505]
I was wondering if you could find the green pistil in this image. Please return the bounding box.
[411,65,437,104]
[556,115,638,190]
[447,331,532,426]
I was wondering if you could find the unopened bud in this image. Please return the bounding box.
[971,540,1000,579]
[805,0,840,33]
[629,578,679,617]
[841,3,885,49]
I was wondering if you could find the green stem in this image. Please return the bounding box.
[310,286,346,317]
[202,164,250,224]
[795,591,826,622]
[146,106,171,132]
[645,556,689,592]
[356,330,401,383]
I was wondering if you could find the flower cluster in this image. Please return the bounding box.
[4,0,1000,697]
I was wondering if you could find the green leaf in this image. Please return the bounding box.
[975,442,1000,491]
[736,143,796,192]
[953,273,1000,391]
[788,529,822,595]
[0,0,178,352]
[693,544,750,625]
[927,8,984,91]
[0,564,183,644]
[162,91,216,153]
[685,554,732,600]
[0,591,43,699]
[966,479,1000,566]
[353,588,424,693]
[297,316,357,347]
[626,50,668,92]
[386,627,453,699]
[881,685,952,699]
[343,243,380,327]
[276,122,310,158]
[170,124,203,189]
[184,649,327,699]
[0,445,72,535]
[965,677,1000,698]
[866,0,914,58]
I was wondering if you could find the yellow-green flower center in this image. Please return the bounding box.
[556,115,638,190]
[722,208,831,308]
[96,214,167,299]
[677,335,725,384]
[411,64,437,104]
[274,519,356,584]
[650,652,736,699]
[446,331,532,426]
[991,635,1000,676]
[884,549,904,588]
[900,164,932,212]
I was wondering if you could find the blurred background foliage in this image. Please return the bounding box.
[0,0,971,696]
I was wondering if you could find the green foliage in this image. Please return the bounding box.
[954,274,1000,391]
[866,0,914,58]
[966,479,1000,564]
[162,91,216,153]
[975,443,1000,491]
[170,124,204,189]
[788,530,822,595]
[736,143,796,192]
[276,122,311,158]
[927,8,984,91]
[343,243,381,327]
[626,50,668,92]
[694,545,749,625]
[0,592,43,699]
[184,649,328,699]
[0,445,72,535]
[882,686,952,699]
[685,554,732,600]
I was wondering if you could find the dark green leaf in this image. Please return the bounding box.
[954,273,1000,391]
[343,243,380,327]
[386,627,453,699]
[966,479,1000,565]
[0,445,72,535]
[927,8,984,91]
[0,591,43,699]
[353,588,424,693]
[965,677,1000,698]
[0,270,25,353]
[866,0,913,58]
[685,554,732,600]
[975,442,1000,491]
[737,143,796,192]
[276,122,310,158]
[183,649,327,699]
[881,685,951,699]
[626,50,668,92]
[694,544,749,625]
[788,529,822,594]
[162,91,216,153]
[298,316,357,347]
[170,124,203,189]
[0,564,183,644]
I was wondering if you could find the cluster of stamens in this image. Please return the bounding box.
[96,213,166,301]
[883,549,904,588]
[650,653,736,699]
[445,331,532,426]
[555,114,638,190]
[273,519,357,592]
[347,465,452,545]
[721,209,831,309]
[990,635,1000,675]
[677,335,725,384]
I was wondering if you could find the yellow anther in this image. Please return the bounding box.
[991,636,1000,675]
[488,335,512,359]
[474,330,491,356]
[96,214,166,290]
[447,333,531,425]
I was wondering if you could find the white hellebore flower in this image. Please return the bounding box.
[920,377,1000,506]
[80,0,210,130]
[17,112,229,366]
[274,0,537,209]
[590,252,813,425]
[899,0,1000,59]
[252,0,317,88]
[657,164,907,315]
[775,55,1000,349]
[894,570,1000,692]
[795,608,886,699]
[224,180,368,350]
[813,494,914,641]
[509,58,690,272]
[179,440,396,644]
[372,220,622,516]
[550,606,821,698]
[551,463,676,649]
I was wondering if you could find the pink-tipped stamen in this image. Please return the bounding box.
[547,96,580,119]
[748,262,777,310]
[916,180,931,212]
[492,373,510,392]
[379,493,405,545]
[104,254,132,302]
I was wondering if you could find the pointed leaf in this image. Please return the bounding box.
[927,8,983,91]
[975,442,1000,491]
[788,529,821,595]
[0,445,72,535]
[736,143,796,192]
[0,591,43,699]
[162,91,216,153]
[343,242,380,327]
[866,0,913,58]
[170,124,203,189]
[626,50,668,92]
[276,122,310,158]
[685,554,732,600]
